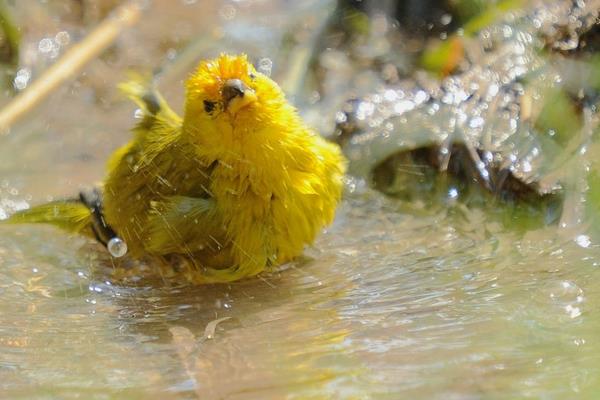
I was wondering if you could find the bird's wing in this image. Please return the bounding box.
[144,196,227,256]
[112,78,186,171]
[146,195,272,284]
[118,78,181,130]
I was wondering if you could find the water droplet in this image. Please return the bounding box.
[440,14,452,25]
[547,280,584,316]
[393,100,415,114]
[575,234,591,248]
[108,237,128,258]
[414,90,428,104]
[565,304,582,319]
[219,4,236,20]
[258,58,273,76]
[469,116,484,129]
[383,89,398,101]
[448,187,459,200]
[335,111,347,124]
[54,31,70,46]
[487,84,499,98]
[166,48,177,60]
[89,284,103,293]
[13,68,31,91]
[356,101,375,120]
[38,38,53,53]
[134,109,144,119]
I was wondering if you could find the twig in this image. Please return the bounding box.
[0,1,143,134]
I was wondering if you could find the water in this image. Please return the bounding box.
[2,195,600,398]
[107,237,127,258]
[1,1,600,399]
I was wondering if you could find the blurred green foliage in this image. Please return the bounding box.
[421,0,524,76]
[0,0,20,89]
[535,87,583,145]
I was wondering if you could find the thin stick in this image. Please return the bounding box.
[0,1,143,133]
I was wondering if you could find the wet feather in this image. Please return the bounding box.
[5,54,346,283]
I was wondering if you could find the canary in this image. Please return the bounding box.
[4,54,346,283]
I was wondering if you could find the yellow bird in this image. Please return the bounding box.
[5,54,346,283]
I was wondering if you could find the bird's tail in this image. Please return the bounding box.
[4,199,92,233]
[2,189,117,246]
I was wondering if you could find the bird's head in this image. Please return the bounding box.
[183,54,293,159]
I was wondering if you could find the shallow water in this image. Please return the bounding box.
[2,193,600,399]
[1,1,600,399]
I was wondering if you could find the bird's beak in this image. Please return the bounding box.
[222,79,257,115]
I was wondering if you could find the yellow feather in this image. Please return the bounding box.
[9,54,347,284]
[3,201,93,235]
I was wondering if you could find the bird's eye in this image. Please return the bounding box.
[249,73,256,80]
[203,100,216,113]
